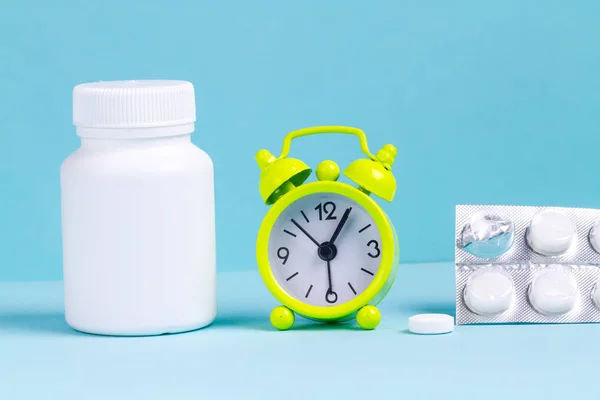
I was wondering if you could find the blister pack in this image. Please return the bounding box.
[455,204,600,325]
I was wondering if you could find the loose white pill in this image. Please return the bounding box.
[408,314,454,335]
[528,268,578,315]
[464,268,514,316]
[589,220,600,254]
[526,210,576,256]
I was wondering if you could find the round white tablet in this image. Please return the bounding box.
[528,267,578,315]
[526,210,576,256]
[464,267,514,316]
[408,314,454,335]
[589,219,600,254]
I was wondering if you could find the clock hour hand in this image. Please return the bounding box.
[329,207,352,246]
[291,218,320,247]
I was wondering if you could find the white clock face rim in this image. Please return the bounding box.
[268,192,382,307]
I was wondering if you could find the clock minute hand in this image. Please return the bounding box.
[329,207,352,245]
[291,219,320,247]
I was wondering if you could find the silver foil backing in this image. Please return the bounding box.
[455,205,600,325]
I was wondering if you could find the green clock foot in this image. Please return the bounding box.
[270,306,295,330]
[357,305,381,330]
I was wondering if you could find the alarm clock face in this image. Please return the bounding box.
[268,192,382,307]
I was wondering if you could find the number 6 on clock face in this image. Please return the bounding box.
[268,192,383,307]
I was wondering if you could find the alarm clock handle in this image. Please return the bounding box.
[278,126,376,161]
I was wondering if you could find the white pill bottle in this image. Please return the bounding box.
[61,80,216,336]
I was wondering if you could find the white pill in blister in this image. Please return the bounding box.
[526,210,576,256]
[592,278,600,310]
[464,268,514,316]
[408,314,454,335]
[589,220,600,254]
[528,268,578,315]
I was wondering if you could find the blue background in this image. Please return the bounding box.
[1,0,600,281]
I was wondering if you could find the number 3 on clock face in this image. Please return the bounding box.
[268,192,383,307]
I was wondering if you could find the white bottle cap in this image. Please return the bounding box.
[408,314,454,335]
[73,80,196,139]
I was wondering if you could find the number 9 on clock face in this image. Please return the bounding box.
[268,192,383,307]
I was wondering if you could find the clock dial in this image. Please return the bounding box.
[268,192,382,307]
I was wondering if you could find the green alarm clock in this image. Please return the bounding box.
[255,126,399,330]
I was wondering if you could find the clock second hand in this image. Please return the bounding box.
[326,259,338,303]
[327,259,333,291]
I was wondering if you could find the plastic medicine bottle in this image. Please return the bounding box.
[61,80,216,336]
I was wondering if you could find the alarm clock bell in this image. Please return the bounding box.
[344,143,397,202]
[256,149,311,205]
[256,141,397,205]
